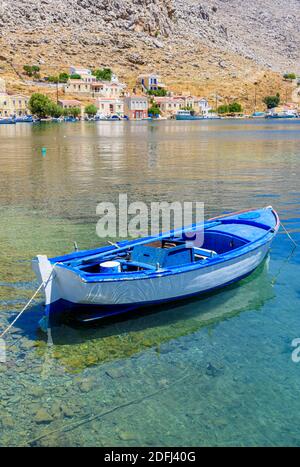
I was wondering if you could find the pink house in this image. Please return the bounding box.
[124,96,148,120]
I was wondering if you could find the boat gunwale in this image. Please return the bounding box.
[52,208,279,283]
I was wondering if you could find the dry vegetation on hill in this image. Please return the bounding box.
[0,0,299,110]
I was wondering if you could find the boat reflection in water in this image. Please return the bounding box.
[37,259,275,372]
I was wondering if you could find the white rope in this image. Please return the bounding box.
[0,282,44,338]
[280,222,299,248]
[0,265,56,339]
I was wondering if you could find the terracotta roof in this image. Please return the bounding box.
[58,99,81,106]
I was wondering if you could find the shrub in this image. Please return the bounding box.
[59,72,69,83]
[217,104,229,114]
[263,94,280,109]
[93,68,113,81]
[70,74,82,80]
[228,102,242,113]
[147,88,167,97]
[23,65,40,79]
[283,73,296,80]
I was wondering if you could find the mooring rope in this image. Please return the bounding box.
[0,264,57,339]
[280,221,299,248]
[0,282,45,339]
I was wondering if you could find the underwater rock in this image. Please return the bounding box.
[28,385,45,398]
[62,405,75,418]
[34,408,54,424]
[21,339,37,350]
[158,378,169,388]
[33,432,72,447]
[1,414,14,429]
[118,430,137,441]
[78,378,94,393]
[206,362,222,377]
[105,367,126,379]
[50,401,63,419]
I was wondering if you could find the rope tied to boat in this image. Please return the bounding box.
[0,264,57,339]
[280,222,299,248]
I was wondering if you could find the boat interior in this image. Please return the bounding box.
[73,230,250,275]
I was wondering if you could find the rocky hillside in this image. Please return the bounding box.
[0,0,299,108]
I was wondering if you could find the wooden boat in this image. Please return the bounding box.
[32,206,279,328]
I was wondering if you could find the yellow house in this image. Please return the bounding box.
[0,78,29,117]
[65,77,126,98]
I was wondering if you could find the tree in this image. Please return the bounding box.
[85,104,97,117]
[148,102,161,117]
[58,72,69,83]
[70,74,82,80]
[47,103,63,118]
[68,107,81,118]
[23,65,40,79]
[217,104,229,114]
[23,65,33,77]
[147,88,167,97]
[29,93,52,118]
[93,68,113,81]
[47,75,59,83]
[263,93,280,109]
[228,102,242,113]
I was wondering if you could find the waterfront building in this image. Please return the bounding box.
[124,96,148,119]
[0,78,29,117]
[96,97,124,117]
[154,94,210,117]
[58,99,82,109]
[194,97,211,116]
[154,96,185,115]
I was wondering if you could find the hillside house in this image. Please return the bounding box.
[137,74,166,92]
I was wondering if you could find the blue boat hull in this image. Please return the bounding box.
[0,119,16,124]
[46,264,262,325]
[176,116,204,120]
[33,206,279,330]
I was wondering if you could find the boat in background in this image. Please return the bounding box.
[32,206,279,329]
[14,115,34,123]
[252,112,266,119]
[0,117,16,125]
[266,111,298,119]
[176,110,204,121]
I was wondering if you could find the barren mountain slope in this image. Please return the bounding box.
[0,0,299,108]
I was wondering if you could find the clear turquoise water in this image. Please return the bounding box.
[0,120,300,446]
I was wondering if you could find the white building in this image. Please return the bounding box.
[70,66,92,77]
[96,97,124,117]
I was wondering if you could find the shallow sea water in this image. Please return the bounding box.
[0,120,300,446]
